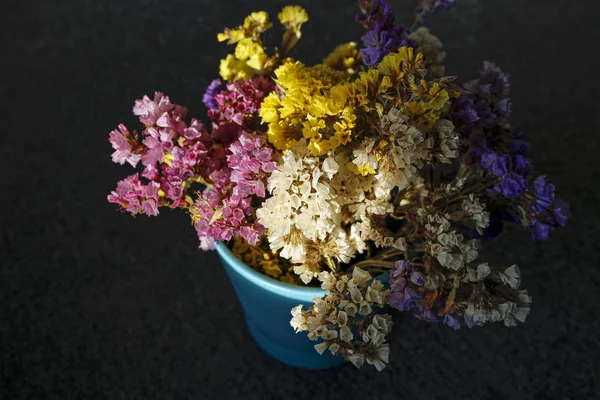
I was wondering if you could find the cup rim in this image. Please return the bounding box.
[215,241,327,299]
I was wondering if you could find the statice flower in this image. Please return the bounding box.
[132,91,175,126]
[454,62,532,200]
[208,77,273,144]
[417,0,458,20]
[109,92,217,213]
[108,124,142,167]
[291,268,392,371]
[355,0,417,66]
[108,174,161,217]
[527,176,571,241]
[194,133,276,249]
[202,79,224,110]
[387,260,427,313]
[227,132,277,198]
[106,4,572,372]
[257,148,358,283]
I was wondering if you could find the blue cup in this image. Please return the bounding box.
[215,242,346,369]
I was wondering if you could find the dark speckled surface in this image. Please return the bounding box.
[2,0,600,399]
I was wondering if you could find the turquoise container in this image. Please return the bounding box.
[215,242,346,369]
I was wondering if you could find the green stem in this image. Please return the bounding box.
[410,9,426,31]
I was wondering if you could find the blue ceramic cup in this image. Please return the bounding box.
[215,242,346,369]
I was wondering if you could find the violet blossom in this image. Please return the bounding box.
[356,0,417,66]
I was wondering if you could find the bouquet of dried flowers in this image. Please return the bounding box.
[107,0,570,371]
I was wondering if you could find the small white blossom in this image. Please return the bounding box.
[344,303,358,317]
[318,271,337,290]
[328,343,340,355]
[463,262,491,283]
[349,287,363,303]
[498,264,521,289]
[337,311,348,326]
[340,325,353,342]
[351,267,372,286]
[314,342,329,355]
[364,343,390,372]
[498,291,531,327]
[358,301,373,316]
[290,305,307,332]
[434,119,459,163]
[462,194,491,234]
[347,353,364,369]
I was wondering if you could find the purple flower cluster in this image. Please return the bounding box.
[452,62,570,240]
[387,261,437,321]
[355,0,417,66]
[527,176,571,241]
[418,0,457,20]
[194,132,276,250]
[202,79,225,110]
[387,260,477,330]
[455,62,531,199]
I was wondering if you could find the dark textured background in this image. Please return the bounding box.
[2,0,599,399]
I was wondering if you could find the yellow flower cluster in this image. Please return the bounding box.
[335,47,453,133]
[231,237,297,284]
[217,11,272,44]
[323,42,361,74]
[217,6,310,81]
[260,61,355,156]
[217,11,272,81]
[375,47,454,132]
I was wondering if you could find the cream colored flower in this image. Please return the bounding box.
[314,341,329,355]
[290,305,307,332]
[364,343,390,372]
[340,325,353,342]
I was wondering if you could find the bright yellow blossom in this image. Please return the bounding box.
[260,61,354,155]
[278,5,308,28]
[217,11,274,81]
[217,11,272,44]
[323,42,360,74]
[219,54,256,81]
[278,6,309,55]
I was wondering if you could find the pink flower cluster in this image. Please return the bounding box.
[109,78,276,250]
[108,174,161,216]
[208,77,272,144]
[195,132,277,250]
[108,92,218,214]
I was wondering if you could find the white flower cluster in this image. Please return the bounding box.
[257,149,356,283]
[374,108,430,197]
[434,119,459,163]
[421,209,480,270]
[462,262,491,283]
[258,132,413,282]
[462,194,491,234]
[329,151,401,251]
[290,267,393,371]
[461,262,531,327]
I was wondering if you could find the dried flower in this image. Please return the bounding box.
[107,2,570,372]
